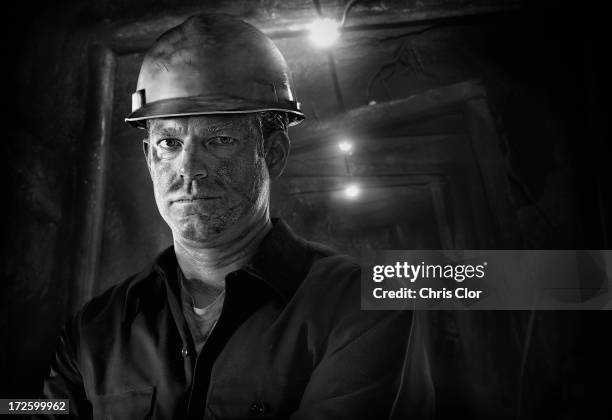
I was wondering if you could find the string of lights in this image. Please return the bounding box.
[308,0,361,200]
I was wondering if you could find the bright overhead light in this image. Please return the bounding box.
[308,18,341,48]
[338,140,353,153]
[344,184,360,199]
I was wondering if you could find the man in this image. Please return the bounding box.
[40,13,431,419]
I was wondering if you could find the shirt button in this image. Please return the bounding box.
[181,346,189,357]
[249,400,267,415]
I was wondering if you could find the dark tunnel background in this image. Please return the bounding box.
[2,0,611,418]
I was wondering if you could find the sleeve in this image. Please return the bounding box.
[289,269,434,420]
[33,317,92,420]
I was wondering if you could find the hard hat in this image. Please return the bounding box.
[125,13,305,129]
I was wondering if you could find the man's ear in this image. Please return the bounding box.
[263,131,290,178]
[142,139,152,174]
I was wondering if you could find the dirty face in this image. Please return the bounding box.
[144,115,280,244]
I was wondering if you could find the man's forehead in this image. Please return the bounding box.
[147,114,257,134]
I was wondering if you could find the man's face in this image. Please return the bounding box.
[144,114,271,244]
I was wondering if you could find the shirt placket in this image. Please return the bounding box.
[160,268,198,393]
[186,270,275,420]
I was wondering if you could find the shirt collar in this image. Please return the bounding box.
[242,218,314,301]
[122,218,313,323]
[147,218,313,306]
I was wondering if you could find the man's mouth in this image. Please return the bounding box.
[172,196,222,204]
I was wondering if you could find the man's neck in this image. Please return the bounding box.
[174,216,273,295]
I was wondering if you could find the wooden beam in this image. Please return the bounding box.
[292,79,487,153]
[101,0,523,54]
[69,45,116,312]
[464,98,522,247]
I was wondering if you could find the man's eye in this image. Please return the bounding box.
[158,138,181,149]
[208,136,237,146]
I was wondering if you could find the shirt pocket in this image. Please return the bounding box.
[91,386,155,420]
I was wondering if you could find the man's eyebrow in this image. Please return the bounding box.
[149,126,186,137]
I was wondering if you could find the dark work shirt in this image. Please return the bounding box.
[38,219,432,419]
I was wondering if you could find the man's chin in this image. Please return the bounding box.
[174,220,225,243]
[165,203,248,244]
[169,212,239,244]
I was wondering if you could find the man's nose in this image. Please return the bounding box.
[178,145,208,181]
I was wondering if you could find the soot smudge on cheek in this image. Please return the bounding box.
[213,157,262,202]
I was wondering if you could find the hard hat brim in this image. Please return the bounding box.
[125,96,305,129]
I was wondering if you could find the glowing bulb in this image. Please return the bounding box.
[338,140,353,153]
[344,184,360,199]
[308,18,341,48]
